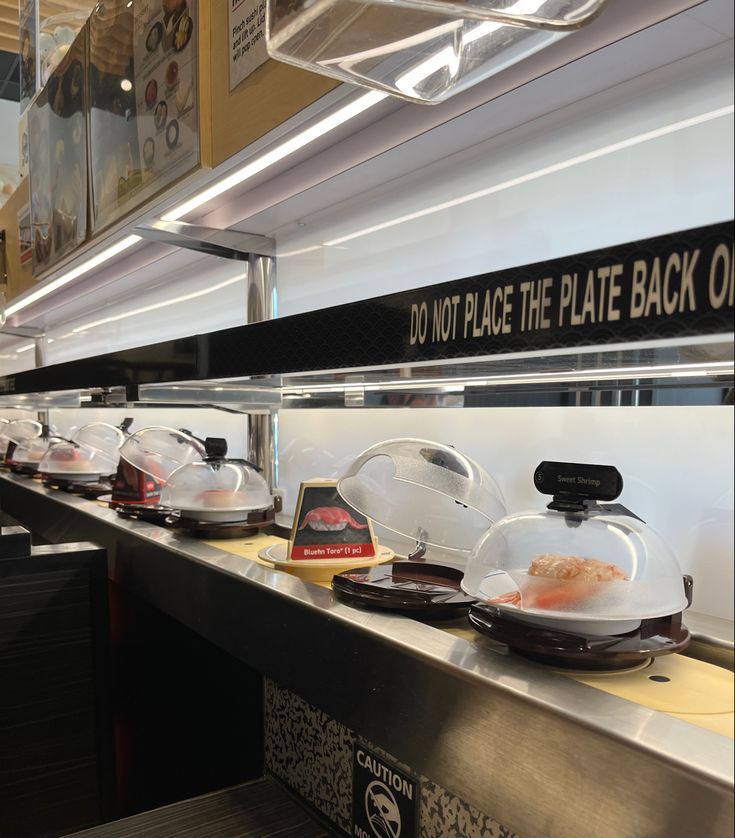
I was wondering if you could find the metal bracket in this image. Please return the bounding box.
[0,325,47,368]
[132,220,275,260]
[0,325,44,339]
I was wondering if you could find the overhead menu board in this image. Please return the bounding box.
[132,0,199,185]
[88,0,199,234]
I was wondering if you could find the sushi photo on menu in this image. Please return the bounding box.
[289,480,377,561]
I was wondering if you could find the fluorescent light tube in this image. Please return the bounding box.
[161,91,387,222]
[5,236,142,317]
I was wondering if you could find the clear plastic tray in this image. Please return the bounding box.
[267,0,608,103]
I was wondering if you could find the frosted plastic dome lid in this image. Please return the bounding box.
[3,419,43,444]
[462,461,689,629]
[337,438,506,552]
[12,435,57,464]
[161,438,272,519]
[39,440,119,478]
[72,422,125,457]
[120,426,205,482]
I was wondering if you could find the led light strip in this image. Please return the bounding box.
[282,361,735,395]
[161,90,388,222]
[5,236,142,318]
[4,91,387,322]
[71,275,243,333]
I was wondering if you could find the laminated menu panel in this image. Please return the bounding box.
[28,24,88,275]
[88,0,201,233]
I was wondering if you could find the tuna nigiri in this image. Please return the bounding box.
[299,507,368,531]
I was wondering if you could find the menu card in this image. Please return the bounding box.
[288,480,378,561]
[88,0,199,233]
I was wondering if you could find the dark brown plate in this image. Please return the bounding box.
[468,604,691,670]
[333,562,475,619]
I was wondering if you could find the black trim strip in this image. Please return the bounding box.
[1,222,732,396]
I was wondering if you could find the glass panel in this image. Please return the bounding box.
[87,0,199,233]
[267,0,607,103]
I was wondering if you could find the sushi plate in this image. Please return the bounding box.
[332,561,476,620]
[177,506,265,523]
[258,542,394,584]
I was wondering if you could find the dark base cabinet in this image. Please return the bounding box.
[0,542,114,838]
[109,582,264,817]
[0,523,264,837]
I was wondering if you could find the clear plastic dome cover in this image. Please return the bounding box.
[120,427,205,482]
[12,436,55,465]
[2,419,43,445]
[267,0,608,104]
[337,438,506,553]
[462,507,689,626]
[39,441,119,478]
[39,423,124,478]
[72,422,125,456]
[161,461,272,519]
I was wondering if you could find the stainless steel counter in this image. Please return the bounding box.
[1,471,732,838]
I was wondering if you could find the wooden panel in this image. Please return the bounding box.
[201,0,339,169]
[0,178,33,302]
[66,778,330,838]
[0,30,17,52]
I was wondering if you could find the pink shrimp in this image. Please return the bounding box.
[298,507,368,531]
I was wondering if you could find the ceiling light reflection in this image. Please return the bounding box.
[282,361,734,395]
[5,235,142,318]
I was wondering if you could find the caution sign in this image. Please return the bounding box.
[352,743,419,838]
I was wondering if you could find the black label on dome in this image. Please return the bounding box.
[535,461,623,501]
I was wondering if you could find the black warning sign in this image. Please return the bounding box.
[352,742,419,838]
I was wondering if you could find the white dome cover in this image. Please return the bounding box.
[120,426,205,482]
[462,506,688,630]
[337,438,506,553]
[162,460,272,521]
